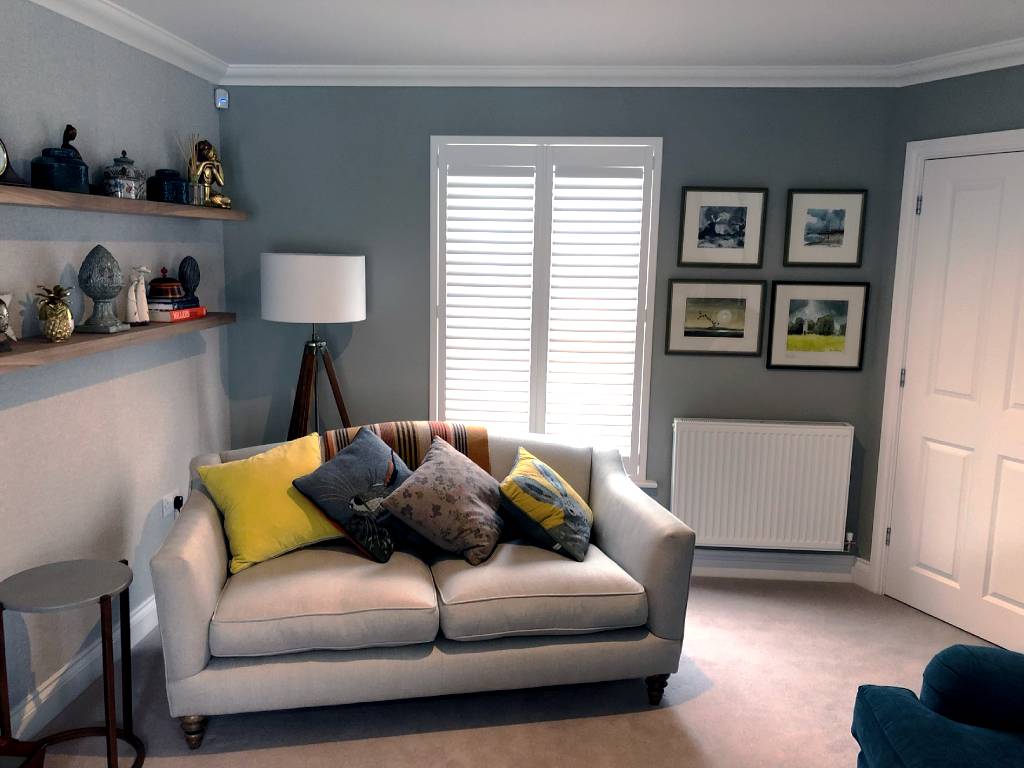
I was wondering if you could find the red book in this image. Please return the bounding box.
[148,306,207,323]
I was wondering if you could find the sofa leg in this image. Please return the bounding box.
[179,715,208,749]
[645,674,670,705]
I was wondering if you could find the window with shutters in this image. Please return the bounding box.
[429,137,661,480]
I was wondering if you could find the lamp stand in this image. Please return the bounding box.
[287,323,352,440]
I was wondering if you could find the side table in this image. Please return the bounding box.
[0,560,145,768]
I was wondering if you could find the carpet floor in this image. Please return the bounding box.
[40,577,986,767]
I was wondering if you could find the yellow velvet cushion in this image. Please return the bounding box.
[198,434,342,573]
[498,447,594,561]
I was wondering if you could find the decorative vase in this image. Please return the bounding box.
[78,244,129,334]
[102,150,146,200]
[41,304,74,342]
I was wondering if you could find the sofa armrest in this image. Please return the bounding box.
[922,644,1024,732]
[151,489,228,681]
[589,448,696,641]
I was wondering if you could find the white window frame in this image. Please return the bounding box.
[429,136,662,481]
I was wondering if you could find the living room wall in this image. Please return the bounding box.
[219,85,898,554]
[0,0,230,729]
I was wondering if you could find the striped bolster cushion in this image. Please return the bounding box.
[321,420,490,473]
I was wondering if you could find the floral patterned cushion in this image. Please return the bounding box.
[381,437,503,565]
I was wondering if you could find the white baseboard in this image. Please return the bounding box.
[12,594,158,738]
[692,549,856,582]
[852,557,881,593]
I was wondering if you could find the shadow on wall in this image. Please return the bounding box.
[0,333,211,411]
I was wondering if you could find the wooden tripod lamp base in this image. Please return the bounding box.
[287,333,352,440]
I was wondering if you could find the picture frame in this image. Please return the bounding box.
[784,189,866,267]
[666,279,767,356]
[678,186,768,268]
[767,281,869,370]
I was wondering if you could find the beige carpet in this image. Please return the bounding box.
[41,577,986,767]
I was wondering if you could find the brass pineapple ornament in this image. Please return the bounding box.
[35,284,74,343]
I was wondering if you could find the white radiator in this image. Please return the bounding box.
[671,418,854,551]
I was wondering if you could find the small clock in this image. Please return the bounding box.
[0,136,27,186]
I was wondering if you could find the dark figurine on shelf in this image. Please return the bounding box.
[61,124,82,158]
[31,123,89,194]
[178,255,201,302]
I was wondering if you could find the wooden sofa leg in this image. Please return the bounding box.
[179,715,208,749]
[645,674,670,705]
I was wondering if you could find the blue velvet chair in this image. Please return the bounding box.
[852,644,1024,767]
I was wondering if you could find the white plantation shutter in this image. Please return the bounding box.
[431,139,660,479]
[435,148,537,431]
[545,153,650,463]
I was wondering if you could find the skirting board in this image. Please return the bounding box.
[11,594,158,738]
[692,549,856,582]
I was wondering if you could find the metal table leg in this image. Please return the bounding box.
[0,603,10,740]
[100,595,117,768]
[119,560,134,737]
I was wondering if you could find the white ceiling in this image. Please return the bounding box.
[31,0,1024,86]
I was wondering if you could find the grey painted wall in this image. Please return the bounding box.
[219,86,899,555]
[0,0,229,729]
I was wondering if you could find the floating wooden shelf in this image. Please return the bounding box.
[0,186,248,221]
[0,312,236,375]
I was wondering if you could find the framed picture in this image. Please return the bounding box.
[678,187,767,268]
[784,189,866,266]
[666,279,766,356]
[767,281,869,370]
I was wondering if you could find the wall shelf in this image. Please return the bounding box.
[0,312,236,375]
[0,186,248,221]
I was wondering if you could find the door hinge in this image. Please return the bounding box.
[915,195,922,215]
[885,527,892,546]
[899,368,906,388]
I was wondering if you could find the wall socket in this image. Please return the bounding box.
[162,494,185,519]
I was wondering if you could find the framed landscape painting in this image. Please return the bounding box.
[784,189,866,266]
[767,282,869,370]
[678,187,768,267]
[666,279,766,356]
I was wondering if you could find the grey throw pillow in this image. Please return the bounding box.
[293,428,416,562]
[381,437,503,565]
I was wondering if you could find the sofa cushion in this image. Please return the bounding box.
[382,437,503,565]
[197,434,342,574]
[499,447,594,561]
[431,542,647,641]
[210,546,439,657]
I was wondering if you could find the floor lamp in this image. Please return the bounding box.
[261,252,366,440]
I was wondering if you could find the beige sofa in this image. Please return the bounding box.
[151,432,696,749]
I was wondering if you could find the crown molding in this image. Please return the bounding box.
[28,0,228,82]
[886,35,1024,86]
[219,63,899,88]
[28,0,1024,89]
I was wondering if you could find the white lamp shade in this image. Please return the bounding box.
[261,253,366,324]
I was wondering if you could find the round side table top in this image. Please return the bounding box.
[0,559,132,613]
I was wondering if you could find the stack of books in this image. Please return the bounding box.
[147,296,207,323]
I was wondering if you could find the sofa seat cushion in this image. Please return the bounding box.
[431,542,647,641]
[210,546,439,657]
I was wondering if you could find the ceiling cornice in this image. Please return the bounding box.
[29,0,1024,88]
[29,0,228,83]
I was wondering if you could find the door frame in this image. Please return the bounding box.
[859,128,1024,595]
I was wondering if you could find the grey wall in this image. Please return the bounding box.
[0,0,229,730]
[219,86,898,555]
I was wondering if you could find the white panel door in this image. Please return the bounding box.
[887,152,1024,651]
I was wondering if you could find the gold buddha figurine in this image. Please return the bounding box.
[192,139,232,208]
